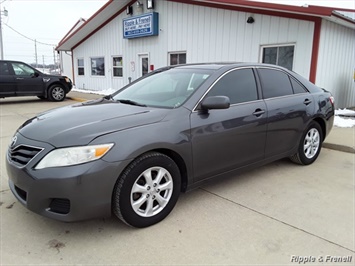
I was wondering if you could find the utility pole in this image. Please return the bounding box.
[35,39,38,68]
[53,47,56,73]
[42,55,45,72]
[0,2,6,60]
[0,1,3,59]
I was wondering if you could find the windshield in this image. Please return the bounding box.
[112,68,212,108]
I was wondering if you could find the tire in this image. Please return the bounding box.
[290,122,323,165]
[48,85,66,102]
[113,152,181,228]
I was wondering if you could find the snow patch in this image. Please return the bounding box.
[72,86,117,96]
[334,108,355,128]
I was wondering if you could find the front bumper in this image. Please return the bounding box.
[6,134,129,222]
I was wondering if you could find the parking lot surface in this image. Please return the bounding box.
[1,96,354,265]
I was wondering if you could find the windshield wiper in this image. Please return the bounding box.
[104,95,113,100]
[115,99,147,107]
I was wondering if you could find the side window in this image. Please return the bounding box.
[290,77,307,94]
[206,68,258,105]
[112,56,123,77]
[77,59,84,75]
[258,69,293,99]
[0,62,10,75]
[169,52,186,66]
[11,63,35,76]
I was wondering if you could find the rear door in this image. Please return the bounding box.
[9,62,44,96]
[256,67,314,158]
[190,68,267,182]
[0,61,16,96]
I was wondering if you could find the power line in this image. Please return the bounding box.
[3,22,56,46]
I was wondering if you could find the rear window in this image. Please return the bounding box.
[258,68,293,99]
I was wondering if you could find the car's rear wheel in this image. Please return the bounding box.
[113,152,181,228]
[290,121,323,165]
[48,85,66,101]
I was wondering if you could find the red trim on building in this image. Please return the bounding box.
[57,0,115,48]
[60,18,86,44]
[170,0,319,21]
[309,17,322,83]
[71,0,136,51]
[332,12,355,25]
[71,52,75,85]
[187,0,335,16]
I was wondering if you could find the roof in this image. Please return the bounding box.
[56,0,355,51]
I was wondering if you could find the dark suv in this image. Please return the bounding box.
[0,60,72,101]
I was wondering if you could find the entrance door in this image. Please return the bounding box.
[138,54,149,77]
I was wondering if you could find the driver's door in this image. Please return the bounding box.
[10,62,44,96]
[190,68,267,182]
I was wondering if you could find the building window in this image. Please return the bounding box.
[91,57,105,76]
[77,58,84,75]
[169,52,186,66]
[261,45,294,71]
[113,56,123,77]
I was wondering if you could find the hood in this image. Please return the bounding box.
[18,98,168,147]
[41,73,67,79]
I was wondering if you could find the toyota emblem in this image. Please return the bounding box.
[10,135,17,148]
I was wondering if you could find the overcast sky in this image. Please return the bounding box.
[1,0,354,65]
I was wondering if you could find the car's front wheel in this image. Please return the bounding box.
[113,152,181,228]
[290,121,323,165]
[48,85,66,101]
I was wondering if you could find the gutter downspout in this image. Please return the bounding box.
[309,17,322,83]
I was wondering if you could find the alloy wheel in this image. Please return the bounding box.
[303,128,320,159]
[130,166,173,217]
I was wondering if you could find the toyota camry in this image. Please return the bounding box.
[6,63,334,227]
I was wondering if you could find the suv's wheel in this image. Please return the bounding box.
[113,152,181,228]
[290,122,323,165]
[48,85,66,101]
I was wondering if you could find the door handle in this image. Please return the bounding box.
[303,99,312,105]
[16,78,24,80]
[253,109,265,117]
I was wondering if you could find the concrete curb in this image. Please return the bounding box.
[322,143,355,154]
[67,96,89,102]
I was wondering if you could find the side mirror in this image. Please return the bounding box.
[199,96,230,113]
[31,72,40,78]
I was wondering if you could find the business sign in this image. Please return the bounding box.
[123,12,159,39]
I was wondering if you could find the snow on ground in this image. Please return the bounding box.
[73,87,117,96]
[334,109,355,128]
[72,87,355,128]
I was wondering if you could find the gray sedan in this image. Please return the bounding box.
[6,63,334,227]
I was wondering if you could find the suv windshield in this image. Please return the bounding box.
[112,68,212,108]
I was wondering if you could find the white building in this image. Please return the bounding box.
[56,0,355,108]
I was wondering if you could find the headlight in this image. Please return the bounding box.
[35,143,114,169]
[65,77,71,83]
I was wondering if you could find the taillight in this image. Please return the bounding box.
[329,96,335,105]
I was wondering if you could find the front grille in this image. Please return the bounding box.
[8,145,43,167]
[48,199,70,214]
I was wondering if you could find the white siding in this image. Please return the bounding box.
[316,19,355,108]
[71,0,315,92]
[59,52,73,81]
